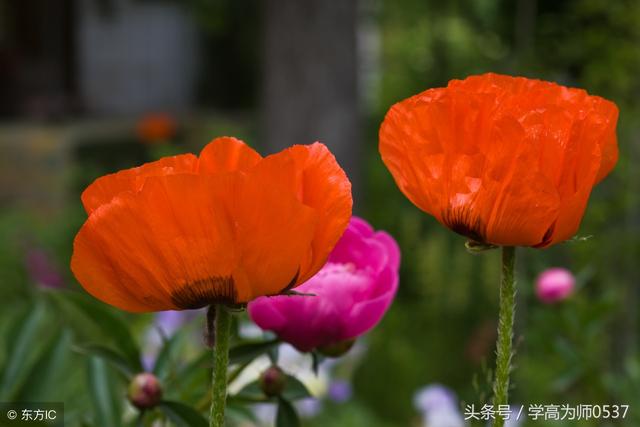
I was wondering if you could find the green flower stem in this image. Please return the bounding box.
[209,305,232,427]
[492,246,516,427]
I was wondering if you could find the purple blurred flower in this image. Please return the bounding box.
[295,397,323,418]
[424,410,465,427]
[154,310,197,336]
[485,405,523,427]
[413,384,458,414]
[535,267,575,304]
[328,380,353,403]
[414,384,464,427]
[142,309,202,370]
[248,216,400,352]
[504,405,524,427]
[25,248,64,288]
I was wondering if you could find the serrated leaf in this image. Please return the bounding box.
[276,397,300,427]
[159,400,208,427]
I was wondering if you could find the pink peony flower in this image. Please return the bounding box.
[248,216,400,352]
[535,267,575,304]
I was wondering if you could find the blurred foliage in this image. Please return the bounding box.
[1,0,640,426]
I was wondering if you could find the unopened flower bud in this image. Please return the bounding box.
[259,365,286,397]
[128,373,163,409]
[317,338,355,358]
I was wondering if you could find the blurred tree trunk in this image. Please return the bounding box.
[262,0,361,194]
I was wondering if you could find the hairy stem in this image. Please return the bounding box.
[209,305,232,427]
[492,246,516,427]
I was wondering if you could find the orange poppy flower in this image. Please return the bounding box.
[380,73,618,247]
[136,113,177,143]
[71,137,352,312]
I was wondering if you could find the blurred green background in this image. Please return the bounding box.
[1,0,639,426]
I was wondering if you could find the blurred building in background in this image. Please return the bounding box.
[0,0,368,210]
[77,0,198,115]
[1,0,198,117]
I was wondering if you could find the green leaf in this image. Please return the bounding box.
[268,343,279,365]
[276,397,300,427]
[75,343,136,379]
[229,339,279,365]
[47,290,142,371]
[311,352,324,376]
[176,351,210,379]
[282,374,312,400]
[0,303,46,399]
[170,351,210,401]
[15,329,73,401]
[158,400,208,427]
[226,400,258,423]
[88,356,122,427]
[234,380,266,401]
[233,374,311,402]
[153,332,183,380]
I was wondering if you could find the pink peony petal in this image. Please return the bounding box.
[344,266,399,339]
[248,216,400,352]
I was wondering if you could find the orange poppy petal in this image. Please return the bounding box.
[198,137,262,174]
[81,154,198,215]
[380,73,618,247]
[545,129,603,245]
[593,100,619,184]
[283,143,353,283]
[379,89,450,220]
[231,153,318,302]
[72,173,239,312]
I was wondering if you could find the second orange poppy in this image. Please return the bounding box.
[379,73,618,247]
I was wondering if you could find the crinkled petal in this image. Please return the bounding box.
[232,153,318,301]
[275,143,353,283]
[72,174,238,312]
[198,137,262,174]
[81,154,198,214]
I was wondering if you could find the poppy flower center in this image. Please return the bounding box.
[442,206,485,243]
[170,276,237,309]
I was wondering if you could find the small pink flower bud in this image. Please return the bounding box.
[128,373,163,409]
[535,268,575,304]
[259,365,287,397]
